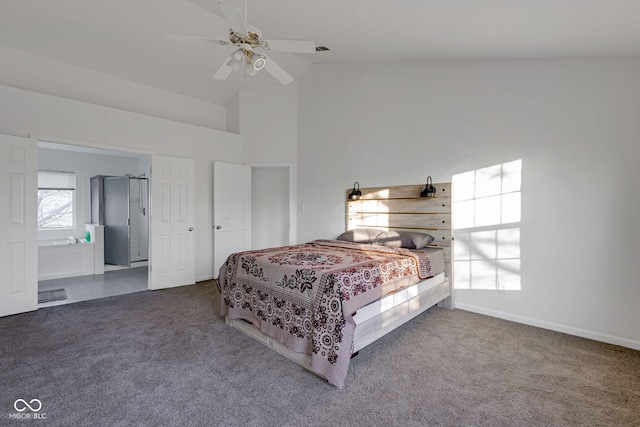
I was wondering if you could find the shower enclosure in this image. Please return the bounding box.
[90,175,149,267]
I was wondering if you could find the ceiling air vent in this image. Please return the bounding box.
[315,46,330,52]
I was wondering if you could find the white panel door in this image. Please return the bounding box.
[213,161,251,278]
[150,155,195,290]
[0,134,37,317]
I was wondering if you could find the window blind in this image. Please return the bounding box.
[38,170,76,190]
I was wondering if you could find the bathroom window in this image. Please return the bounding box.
[38,170,76,229]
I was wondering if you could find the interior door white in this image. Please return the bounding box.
[213,161,251,278]
[0,134,38,317]
[149,155,195,290]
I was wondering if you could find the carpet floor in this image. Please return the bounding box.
[1,281,638,426]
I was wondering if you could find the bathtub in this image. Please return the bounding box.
[39,238,83,246]
[37,225,105,281]
[38,240,95,281]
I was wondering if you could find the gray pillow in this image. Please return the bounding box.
[376,230,434,249]
[336,228,383,244]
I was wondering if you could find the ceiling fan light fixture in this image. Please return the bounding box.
[173,2,316,85]
[232,50,244,62]
[253,56,266,71]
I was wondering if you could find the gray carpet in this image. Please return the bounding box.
[1,282,638,427]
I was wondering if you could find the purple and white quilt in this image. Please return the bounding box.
[218,239,435,387]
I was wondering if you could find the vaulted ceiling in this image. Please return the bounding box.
[2,0,640,107]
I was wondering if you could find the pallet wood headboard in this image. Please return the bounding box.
[345,183,453,283]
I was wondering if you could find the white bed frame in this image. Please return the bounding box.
[226,182,454,382]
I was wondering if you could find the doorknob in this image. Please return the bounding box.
[216,225,221,229]
[188,227,194,231]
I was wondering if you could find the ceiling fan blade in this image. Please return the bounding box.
[213,56,235,80]
[264,40,316,53]
[219,3,249,37]
[262,54,294,85]
[165,35,228,45]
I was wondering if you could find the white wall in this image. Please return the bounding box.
[240,83,298,165]
[0,46,227,131]
[296,59,640,349]
[240,82,299,247]
[226,93,240,135]
[0,84,242,281]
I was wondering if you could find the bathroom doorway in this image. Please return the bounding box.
[37,141,150,307]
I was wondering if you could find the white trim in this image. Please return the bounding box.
[30,133,154,156]
[455,302,640,351]
[247,163,297,245]
[32,133,155,295]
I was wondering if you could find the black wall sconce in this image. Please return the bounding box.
[348,182,362,200]
[420,176,437,198]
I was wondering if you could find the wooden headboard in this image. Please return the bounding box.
[345,183,453,285]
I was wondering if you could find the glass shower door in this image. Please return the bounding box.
[103,177,130,267]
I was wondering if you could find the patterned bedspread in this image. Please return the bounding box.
[218,239,435,387]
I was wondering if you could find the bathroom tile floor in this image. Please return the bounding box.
[38,266,148,308]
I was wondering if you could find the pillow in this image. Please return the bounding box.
[376,230,434,249]
[336,228,383,244]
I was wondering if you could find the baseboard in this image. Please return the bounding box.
[454,303,640,351]
[196,274,215,283]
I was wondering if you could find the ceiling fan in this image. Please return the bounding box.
[168,1,316,85]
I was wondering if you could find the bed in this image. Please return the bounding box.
[218,183,453,387]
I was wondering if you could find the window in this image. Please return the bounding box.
[38,170,76,229]
[453,160,522,291]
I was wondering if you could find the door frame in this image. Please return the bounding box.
[30,134,155,295]
[248,163,296,246]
